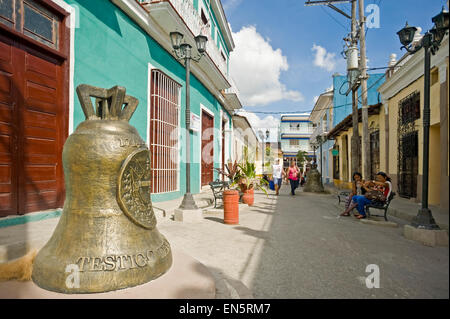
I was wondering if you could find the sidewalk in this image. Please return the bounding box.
[0,187,255,298]
[0,187,218,263]
[325,184,449,230]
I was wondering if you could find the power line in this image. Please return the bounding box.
[320,5,349,30]
[237,73,386,116]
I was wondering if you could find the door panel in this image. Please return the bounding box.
[21,47,61,213]
[0,37,65,216]
[201,111,214,186]
[0,40,18,216]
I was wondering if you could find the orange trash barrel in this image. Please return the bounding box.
[223,189,239,224]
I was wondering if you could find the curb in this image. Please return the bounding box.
[0,209,62,229]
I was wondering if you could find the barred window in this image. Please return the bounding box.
[399,92,420,125]
[149,69,181,194]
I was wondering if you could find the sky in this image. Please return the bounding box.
[222,0,448,141]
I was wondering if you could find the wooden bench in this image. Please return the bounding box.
[209,180,230,208]
[364,192,396,221]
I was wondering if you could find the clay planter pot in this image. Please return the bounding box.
[242,188,254,206]
[223,189,239,224]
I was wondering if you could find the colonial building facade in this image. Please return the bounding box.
[309,90,333,184]
[378,35,449,210]
[0,0,241,217]
[279,114,314,168]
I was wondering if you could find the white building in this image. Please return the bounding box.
[279,114,314,168]
[309,90,334,184]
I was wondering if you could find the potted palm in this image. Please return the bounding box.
[214,161,240,224]
[238,161,268,206]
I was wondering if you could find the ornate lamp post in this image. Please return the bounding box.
[170,31,208,210]
[396,7,449,229]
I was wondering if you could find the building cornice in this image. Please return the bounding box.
[210,0,235,51]
[378,35,448,100]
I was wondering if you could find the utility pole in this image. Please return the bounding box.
[305,0,357,179]
[350,0,360,177]
[358,0,370,180]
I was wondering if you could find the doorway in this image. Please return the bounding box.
[201,110,214,186]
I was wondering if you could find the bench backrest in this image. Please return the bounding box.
[209,180,229,193]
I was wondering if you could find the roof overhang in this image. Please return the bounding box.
[224,92,242,113]
[210,0,235,51]
[310,91,333,122]
[327,103,381,139]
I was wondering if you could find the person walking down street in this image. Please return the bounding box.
[347,172,392,219]
[287,161,300,196]
[272,159,285,196]
[340,172,366,216]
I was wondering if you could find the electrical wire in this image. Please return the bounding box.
[320,5,349,31]
[236,73,386,116]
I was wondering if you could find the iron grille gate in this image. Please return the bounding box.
[397,92,420,198]
[370,130,380,180]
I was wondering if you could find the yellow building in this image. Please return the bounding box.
[327,104,383,189]
[378,35,449,210]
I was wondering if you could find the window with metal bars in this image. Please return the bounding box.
[149,69,181,194]
[399,91,420,125]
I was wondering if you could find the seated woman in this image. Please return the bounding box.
[340,172,366,216]
[347,171,391,219]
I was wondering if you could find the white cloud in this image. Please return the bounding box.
[230,26,303,106]
[311,44,337,72]
[223,0,243,11]
[236,110,280,142]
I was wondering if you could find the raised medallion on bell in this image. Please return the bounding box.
[31,84,172,293]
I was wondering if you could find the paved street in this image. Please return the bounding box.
[1,184,448,299]
[158,185,449,299]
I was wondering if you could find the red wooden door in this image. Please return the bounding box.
[0,40,18,215]
[0,38,66,216]
[201,111,214,186]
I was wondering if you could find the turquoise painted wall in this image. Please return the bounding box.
[66,0,230,202]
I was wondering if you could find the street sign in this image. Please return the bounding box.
[190,112,200,132]
[332,149,339,156]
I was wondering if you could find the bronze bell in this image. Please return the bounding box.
[31,84,172,293]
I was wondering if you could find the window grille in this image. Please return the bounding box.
[149,69,181,194]
[399,91,420,125]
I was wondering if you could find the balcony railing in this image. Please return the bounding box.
[281,145,313,153]
[138,0,228,78]
[281,128,314,135]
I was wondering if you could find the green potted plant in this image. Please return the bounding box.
[238,161,268,206]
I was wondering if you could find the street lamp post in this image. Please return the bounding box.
[396,7,449,229]
[170,31,208,210]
